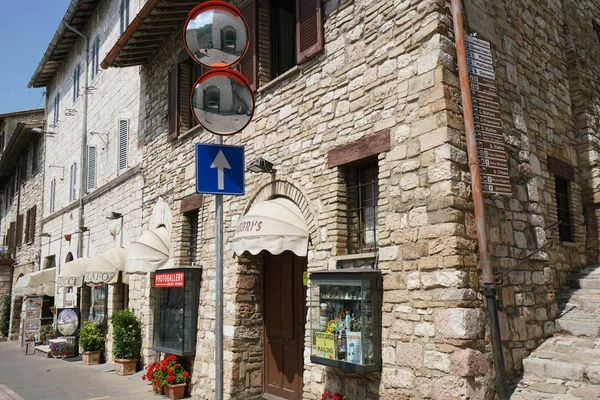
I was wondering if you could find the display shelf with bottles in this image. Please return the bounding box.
[309,269,381,373]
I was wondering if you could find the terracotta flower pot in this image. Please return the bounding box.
[82,351,101,365]
[152,381,164,394]
[114,358,138,376]
[164,383,186,399]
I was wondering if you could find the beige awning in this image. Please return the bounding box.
[126,227,173,274]
[14,268,56,297]
[232,198,309,257]
[57,257,91,287]
[85,248,127,285]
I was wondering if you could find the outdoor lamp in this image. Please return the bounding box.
[247,157,276,174]
[39,233,51,238]
[106,212,123,220]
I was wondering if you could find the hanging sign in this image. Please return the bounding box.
[466,34,511,196]
[155,271,185,288]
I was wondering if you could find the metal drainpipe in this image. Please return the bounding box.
[450,1,509,398]
[65,23,88,260]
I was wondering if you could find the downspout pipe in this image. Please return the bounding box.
[450,1,509,399]
[65,22,88,260]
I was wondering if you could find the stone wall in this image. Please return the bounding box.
[129,0,600,399]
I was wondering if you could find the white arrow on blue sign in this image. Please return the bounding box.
[196,143,245,196]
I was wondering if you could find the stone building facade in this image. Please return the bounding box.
[28,0,145,358]
[0,109,46,340]
[92,0,600,399]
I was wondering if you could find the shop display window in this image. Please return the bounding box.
[310,269,382,373]
[88,284,108,326]
[152,268,201,356]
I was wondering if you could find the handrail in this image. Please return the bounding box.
[494,221,561,285]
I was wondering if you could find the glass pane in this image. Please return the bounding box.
[154,287,185,355]
[88,284,107,325]
[311,279,373,366]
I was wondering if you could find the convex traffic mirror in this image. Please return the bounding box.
[191,69,255,136]
[184,2,250,69]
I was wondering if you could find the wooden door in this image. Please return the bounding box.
[263,252,307,400]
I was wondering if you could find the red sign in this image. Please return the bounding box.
[155,272,185,288]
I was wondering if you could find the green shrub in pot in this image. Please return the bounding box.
[79,322,105,352]
[110,309,141,375]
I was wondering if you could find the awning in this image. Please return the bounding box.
[57,257,91,287]
[14,268,56,297]
[232,198,309,257]
[85,248,128,285]
[126,227,173,274]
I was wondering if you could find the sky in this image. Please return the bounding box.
[0,0,70,114]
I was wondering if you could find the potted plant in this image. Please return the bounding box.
[160,354,190,399]
[143,361,167,394]
[49,341,75,358]
[321,392,348,400]
[79,322,105,365]
[110,309,141,376]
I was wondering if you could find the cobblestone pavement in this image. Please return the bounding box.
[0,342,157,400]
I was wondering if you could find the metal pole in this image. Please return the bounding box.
[65,22,88,260]
[119,216,124,248]
[450,1,508,398]
[215,135,223,400]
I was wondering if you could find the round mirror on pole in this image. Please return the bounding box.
[191,69,255,136]
[184,1,250,69]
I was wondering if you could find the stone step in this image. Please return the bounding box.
[511,380,600,399]
[521,336,600,384]
[558,289,600,305]
[34,345,51,358]
[557,308,600,337]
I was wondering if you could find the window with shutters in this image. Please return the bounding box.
[7,221,15,252]
[87,145,97,192]
[120,0,130,35]
[92,35,101,80]
[24,206,36,244]
[238,0,323,88]
[16,214,23,247]
[53,93,60,124]
[73,63,81,102]
[69,162,77,202]
[167,55,205,141]
[49,178,56,213]
[117,119,129,174]
[556,177,574,242]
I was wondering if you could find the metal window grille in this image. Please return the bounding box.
[555,176,574,242]
[346,160,379,254]
[87,145,97,192]
[50,178,56,213]
[73,64,80,102]
[117,119,129,174]
[185,211,199,265]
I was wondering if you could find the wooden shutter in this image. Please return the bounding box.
[240,2,257,91]
[8,222,15,251]
[24,209,30,243]
[296,0,324,63]
[30,205,36,243]
[118,119,129,173]
[16,214,23,247]
[87,145,97,192]
[168,64,181,141]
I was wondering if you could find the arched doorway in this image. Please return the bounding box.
[203,86,220,113]
[221,26,236,53]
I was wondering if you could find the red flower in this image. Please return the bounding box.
[183,371,189,378]
[167,375,175,383]
[160,365,166,371]
[168,369,174,375]
[142,375,147,381]
[155,379,159,385]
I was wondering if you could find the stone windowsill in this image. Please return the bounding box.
[257,65,301,95]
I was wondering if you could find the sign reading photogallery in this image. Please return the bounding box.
[155,271,185,288]
[466,35,511,196]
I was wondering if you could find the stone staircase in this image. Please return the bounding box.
[511,266,600,399]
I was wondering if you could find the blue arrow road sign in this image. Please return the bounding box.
[196,143,245,196]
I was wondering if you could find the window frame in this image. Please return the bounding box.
[91,35,101,80]
[120,0,130,35]
[555,176,574,243]
[73,63,81,102]
[345,158,379,254]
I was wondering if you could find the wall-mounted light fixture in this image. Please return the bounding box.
[106,211,124,247]
[247,157,276,174]
[39,232,51,238]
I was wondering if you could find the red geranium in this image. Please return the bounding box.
[183,371,189,378]
[151,354,192,386]
[167,375,175,383]
[321,391,347,400]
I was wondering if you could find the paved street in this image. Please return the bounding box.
[0,342,156,400]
